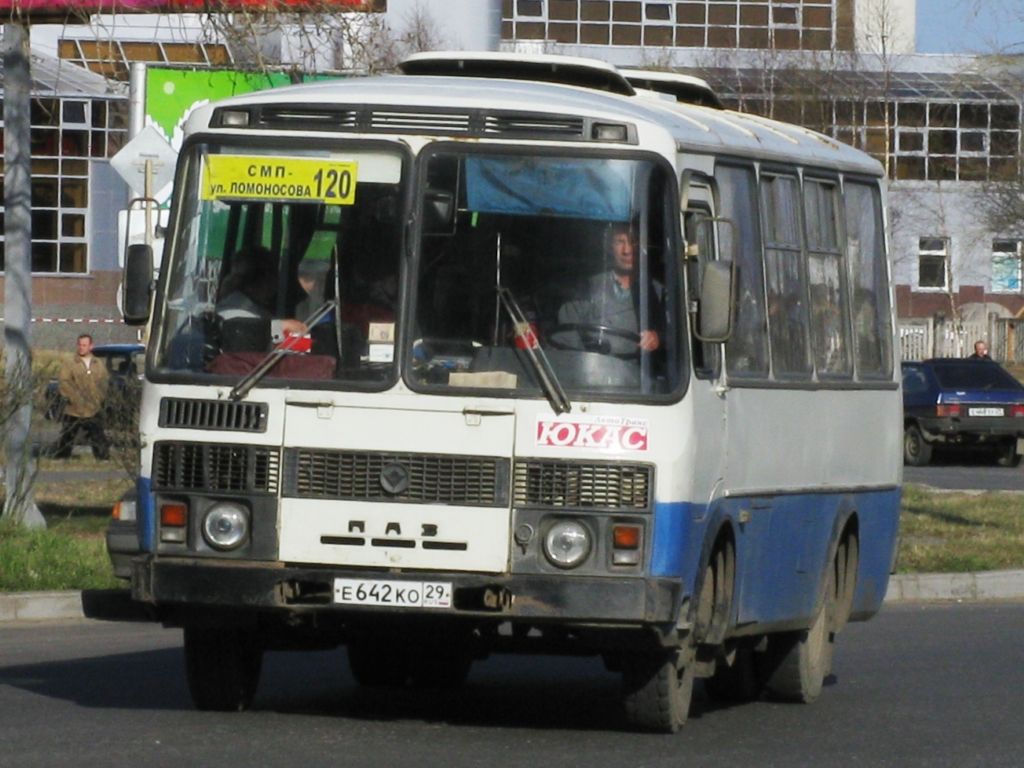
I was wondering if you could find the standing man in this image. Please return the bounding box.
[969,340,992,360]
[51,334,110,460]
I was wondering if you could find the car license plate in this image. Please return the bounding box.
[968,407,1004,417]
[334,578,452,608]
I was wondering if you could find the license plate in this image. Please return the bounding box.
[334,578,452,608]
[969,407,1004,417]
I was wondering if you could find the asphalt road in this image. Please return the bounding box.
[1,601,1022,768]
[904,449,1024,491]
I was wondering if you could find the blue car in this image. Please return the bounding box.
[901,358,1024,466]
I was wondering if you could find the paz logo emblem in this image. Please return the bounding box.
[380,463,410,495]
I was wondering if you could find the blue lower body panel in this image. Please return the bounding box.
[651,487,900,629]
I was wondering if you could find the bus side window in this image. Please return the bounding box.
[715,164,768,378]
[804,178,852,378]
[844,180,893,379]
[760,172,811,380]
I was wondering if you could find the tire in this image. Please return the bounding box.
[761,569,835,704]
[833,535,859,634]
[622,649,696,733]
[184,627,263,712]
[903,424,933,466]
[996,439,1022,468]
[347,638,411,687]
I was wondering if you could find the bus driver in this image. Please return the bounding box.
[557,223,662,356]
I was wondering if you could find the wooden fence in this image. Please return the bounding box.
[897,319,991,361]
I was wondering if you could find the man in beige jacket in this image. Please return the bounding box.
[51,334,110,460]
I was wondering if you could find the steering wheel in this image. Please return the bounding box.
[546,323,642,358]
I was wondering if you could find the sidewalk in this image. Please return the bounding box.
[2,570,1024,623]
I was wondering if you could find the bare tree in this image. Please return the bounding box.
[199,1,447,76]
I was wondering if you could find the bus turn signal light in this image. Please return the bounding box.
[612,524,642,566]
[160,502,188,543]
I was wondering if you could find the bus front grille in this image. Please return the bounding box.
[284,449,509,507]
[513,460,653,511]
[159,397,268,432]
[153,441,280,494]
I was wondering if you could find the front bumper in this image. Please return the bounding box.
[106,520,139,579]
[131,556,682,626]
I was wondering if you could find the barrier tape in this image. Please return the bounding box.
[0,317,124,324]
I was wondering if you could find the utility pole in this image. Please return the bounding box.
[3,21,45,527]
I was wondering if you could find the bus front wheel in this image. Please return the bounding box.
[622,647,696,733]
[184,626,263,712]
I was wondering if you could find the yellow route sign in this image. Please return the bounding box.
[201,155,358,205]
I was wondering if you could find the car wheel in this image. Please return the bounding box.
[996,439,1022,468]
[903,424,932,466]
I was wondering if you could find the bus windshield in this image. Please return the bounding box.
[409,149,681,401]
[153,143,404,388]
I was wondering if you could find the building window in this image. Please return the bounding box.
[918,237,949,290]
[991,239,1024,293]
[58,38,233,80]
[504,0,841,49]
[0,96,127,275]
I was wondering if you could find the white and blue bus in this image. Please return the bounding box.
[119,53,900,732]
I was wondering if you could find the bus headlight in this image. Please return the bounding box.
[543,520,591,569]
[202,502,250,550]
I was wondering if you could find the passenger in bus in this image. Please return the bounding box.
[216,246,307,351]
[556,223,662,356]
[295,258,330,322]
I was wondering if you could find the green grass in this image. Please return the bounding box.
[896,485,1024,573]
[0,475,131,592]
[0,521,120,591]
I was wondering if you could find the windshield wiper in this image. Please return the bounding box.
[496,286,571,415]
[228,300,336,401]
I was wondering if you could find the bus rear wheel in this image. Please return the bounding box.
[761,568,835,703]
[184,627,263,712]
[622,648,696,733]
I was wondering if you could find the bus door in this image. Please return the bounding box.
[278,397,517,574]
[684,182,728,524]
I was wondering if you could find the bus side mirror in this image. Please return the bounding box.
[696,260,735,342]
[123,243,154,325]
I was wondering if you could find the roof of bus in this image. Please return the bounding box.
[190,74,884,177]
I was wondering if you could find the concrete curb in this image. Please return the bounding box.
[2,570,1024,623]
[0,591,89,623]
[884,569,1024,603]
